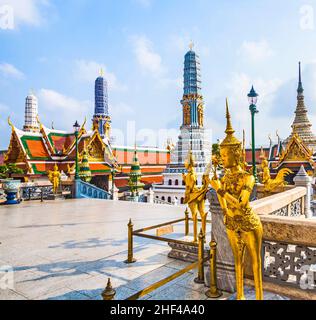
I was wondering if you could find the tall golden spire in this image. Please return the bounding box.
[221,99,241,147]
[225,98,235,136]
[99,68,104,77]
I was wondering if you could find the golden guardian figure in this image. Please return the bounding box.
[48,164,61,194]
[183,151,209,242]
[210,100,263,300]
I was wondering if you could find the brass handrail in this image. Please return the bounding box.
[133,232,199,247]
[126,261,198,300]
[133,218,185,233]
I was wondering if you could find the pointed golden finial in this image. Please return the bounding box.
[225,98,234,135]
[189,40,194,51]
[7,116,14,131]
[36,114,43,129]
[99,68,104,77]
[185,149,195,169]
[81,116,87,129]
[221,99,241,147]
[259,146,266,160]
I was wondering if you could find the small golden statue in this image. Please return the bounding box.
[67,163,75,175]
[183,151,209,243]
[259,147,293,193]
[48,164,61,194]
[210,100,263,300]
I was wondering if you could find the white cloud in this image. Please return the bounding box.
[38,88,91,129]
[74,59,126,91]
[224,72,284,146]
[131,35,167,76]
[110,102,134,118]
[0,63,25,79]
[0,0,50,28]
[237,40,274,63]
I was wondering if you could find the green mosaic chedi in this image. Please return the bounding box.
[79,150,92,183]
[128,149,144,197]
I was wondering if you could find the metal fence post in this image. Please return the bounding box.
[101,278,116,300]
[194,229,205,284]
[205,240,222,298]
[124,219,136,264]
[185,208,189,236]
[41,189,44,202]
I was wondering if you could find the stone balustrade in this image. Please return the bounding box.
[252,186,306,217]
[247,215,316,299]
[74,179,111,200]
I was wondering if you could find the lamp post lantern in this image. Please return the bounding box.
[248,86,259,182]
[73,121,80,180]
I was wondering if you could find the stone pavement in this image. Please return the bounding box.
[0,199,220,300]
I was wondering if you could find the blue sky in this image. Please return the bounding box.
[1,0,316,149]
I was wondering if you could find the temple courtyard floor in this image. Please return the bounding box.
[0,199,288,300]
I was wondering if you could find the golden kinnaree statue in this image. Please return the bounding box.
[48,164,61,194]
[183,151,209,243]
[210,99,263,300]
[259,148,293,193]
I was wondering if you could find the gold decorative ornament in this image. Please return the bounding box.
[209,99,263,300]
[183,151,209,243]
[259,147,293,193]
[48,164,61,194]
[198,104,204,127]
[183,105,191,125]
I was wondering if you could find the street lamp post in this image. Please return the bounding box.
[248,86,259,183]
[73,121,80,180]
[111,168,115,200]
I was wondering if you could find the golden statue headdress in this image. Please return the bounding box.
[220,99,242,148]
[259,146,266,160]
[184,150,195,169]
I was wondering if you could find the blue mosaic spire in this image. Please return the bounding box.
[92,69,111,138]
[183,44,202,95]
[181,43,204,128]
[94,69,109,115]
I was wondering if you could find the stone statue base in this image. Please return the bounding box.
[168,241,210,263]
[47,193,65,201]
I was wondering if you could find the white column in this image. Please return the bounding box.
[294,165,313,218]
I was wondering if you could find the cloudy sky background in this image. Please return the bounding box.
[1,0,316,149]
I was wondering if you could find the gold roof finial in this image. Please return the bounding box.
[99,68,104,77]
[189,40,194,51]
[259,146,266,160]
[185,150,195,169]
[220,99,241,147]
[7,116,14,131]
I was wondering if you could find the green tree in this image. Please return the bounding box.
[0,164,24,179]
[212,143,220,157]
